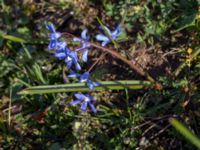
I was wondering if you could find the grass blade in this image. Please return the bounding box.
[18,80,151,95]
[170,118,200,149]
[1,34,26,43]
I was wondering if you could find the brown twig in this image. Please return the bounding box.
[88,52,107,72]
[133,115,174,130]
[149,124,170,140]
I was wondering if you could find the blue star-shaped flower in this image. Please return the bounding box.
[79,72,100,90]
[68,71,100,90]
[46,23,61,50]
[73,29,90,62]
[95,24,123,46]
[70,93,97,113]
[54,45,81,71]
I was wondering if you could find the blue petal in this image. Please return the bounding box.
[74,93,86,100]
[80,72,90,82]
[85,94,93,99]
[75,42,90,52]
[56,48,64,53]
[87,80,100,90]
[65,60,73,69]
[57,42,67,49]
[93,82,100,86]
[48,40,57,49]
[111,30,118,39]
[65,48,71,54]
[81,29,89,40]
[83,42,90,48]
[54,52,66,59]
[75,62,81,71]
[112,24,123,39]
[51,32,61,40]
[95,34,109,42]
[82,50,88,62]
[70,100,81,106]
[116,24,123,33]
[65,56,72,62]
[80,101,88,112]
[69,52,81,71]
[87,80,93,90]
[65,54,74,69]
[68,70,80,78]
[102,40,110,47]
[47,23,56,33]
[69,51,78,61]
[89,103,97,113]
[73,37,81,42]
[88,82,94,90]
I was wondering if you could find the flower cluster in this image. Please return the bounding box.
[47,23,123,113]
[47,24,82,71]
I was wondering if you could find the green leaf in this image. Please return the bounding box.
[18,80,151,95]
[32,63,47,84]
[170,118,200,149]
[173,1,198,32]
[1,34,26,43]
[173,13,196,32]
[0,32,47,44]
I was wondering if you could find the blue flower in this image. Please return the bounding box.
[95,24,123,46]
[87,80,100,90]
[46,23,61,50]
[65,51,81,71]
[79,72,100,90]
[73,29,90,62]
[54,45,81,71]
[70,93,97,113]
[68,71,100,90]
[79,72,90,82]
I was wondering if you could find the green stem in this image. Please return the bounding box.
[170,118,200,149]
